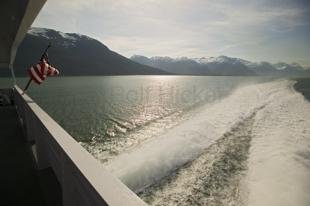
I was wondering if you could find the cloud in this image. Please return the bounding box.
[33,0,310,66]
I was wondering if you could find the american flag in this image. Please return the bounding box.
[28,58,59,84]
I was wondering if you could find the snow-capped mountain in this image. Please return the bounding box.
[131,55,310,76]
[27,27,94,48]
[12,27,309,77]
[13,28,168,76]
[193,56,250,65]
[131,55,206,75]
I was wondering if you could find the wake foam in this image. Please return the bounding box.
[243,80,310,206]
[140,112,256,205]
[105,80,295,192]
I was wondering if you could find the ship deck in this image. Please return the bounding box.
[0,105,61,206]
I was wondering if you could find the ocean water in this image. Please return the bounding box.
[14,76,269,162]
[1,76,310,206]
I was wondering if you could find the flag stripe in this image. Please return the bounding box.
[27,59,59,85]
[30,67,43,84]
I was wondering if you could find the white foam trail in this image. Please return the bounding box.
[242,81,310,206]
[105,80,293,192]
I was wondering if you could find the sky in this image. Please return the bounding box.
[33,0,310,67]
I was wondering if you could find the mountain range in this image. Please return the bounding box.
[10,27,310,77]
[13,28,168,76]
[131,55,310,76]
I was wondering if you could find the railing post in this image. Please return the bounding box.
[35,123,52,170]
[62,158,79,206]
[24,106,35,142]
[9,63,16,86]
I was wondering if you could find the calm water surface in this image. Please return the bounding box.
[15,76,266,146]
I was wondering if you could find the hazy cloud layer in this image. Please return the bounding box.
[33,0,310,67]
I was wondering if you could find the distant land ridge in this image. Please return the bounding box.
[13,27,168,76]
[131,55,310,76]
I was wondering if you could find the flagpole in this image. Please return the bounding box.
[22,79,32,95]
[23,43,51,94]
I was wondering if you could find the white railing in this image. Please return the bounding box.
[14,85,146,206]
